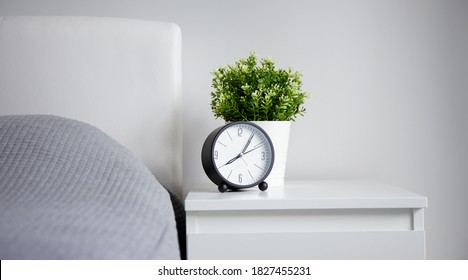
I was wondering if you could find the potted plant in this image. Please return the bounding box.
[211,52,308,186]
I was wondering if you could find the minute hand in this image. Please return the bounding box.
[241,133,255,154]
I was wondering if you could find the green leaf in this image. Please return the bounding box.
[210,52,308,121]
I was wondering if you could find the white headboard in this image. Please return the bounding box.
[0,16,182,194]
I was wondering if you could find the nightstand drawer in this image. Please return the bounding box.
[190,208,414,233]
[187,231,425,259]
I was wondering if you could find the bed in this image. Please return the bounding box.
[0,16,183,259]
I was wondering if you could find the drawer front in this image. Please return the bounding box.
[187,231,426,260]
[189,209,414,233]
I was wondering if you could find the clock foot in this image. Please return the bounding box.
[258,182,268,191]
[218,183,228,193]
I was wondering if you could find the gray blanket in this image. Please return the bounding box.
[0,115,179,259]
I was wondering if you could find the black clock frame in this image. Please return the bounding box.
[201,121,275,192]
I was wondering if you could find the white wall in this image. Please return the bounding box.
[1,0,467,260]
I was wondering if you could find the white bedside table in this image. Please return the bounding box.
[185,180,427,260]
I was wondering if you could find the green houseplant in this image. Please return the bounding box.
[210,53,308,187]
[211,52,307,122]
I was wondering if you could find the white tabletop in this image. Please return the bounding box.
[185,180,428,211]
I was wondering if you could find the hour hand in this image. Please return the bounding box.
[218,153,242,168]
[226,154,242,165]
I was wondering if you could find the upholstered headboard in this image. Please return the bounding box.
[0,16,182,193]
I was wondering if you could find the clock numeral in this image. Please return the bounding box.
[238,127,243,137]
[261,152,265,160]
[238,173,243,183]
[214,150,219,160]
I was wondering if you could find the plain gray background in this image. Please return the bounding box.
[1,0,467,260]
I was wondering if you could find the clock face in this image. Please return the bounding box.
[211,122,274,188]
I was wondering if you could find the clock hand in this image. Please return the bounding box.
[218,153,242,168]
[226,154,242,165]
[241,132,255,154]
[243,141,265,155]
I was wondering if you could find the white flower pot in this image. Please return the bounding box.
[251,121,291,187]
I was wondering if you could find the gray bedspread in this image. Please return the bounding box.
[0,115,180,259]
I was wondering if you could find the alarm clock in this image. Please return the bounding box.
[201,121,275,192]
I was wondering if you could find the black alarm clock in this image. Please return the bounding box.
[201,121,275,192]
